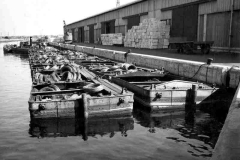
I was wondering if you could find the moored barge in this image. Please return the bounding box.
[111,71,218,111]
[28,47,134,119]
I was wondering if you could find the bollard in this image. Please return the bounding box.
[207,58,213,65]
[82,93,88,119]
[124,49,131,62]
[190,84,197,105]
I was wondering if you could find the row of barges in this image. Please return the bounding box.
[28,46,134,119]
[28,45,219,119]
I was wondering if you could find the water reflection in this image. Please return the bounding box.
[0,42,233,160]
[133,107,224,158]
[3,51,29,61]
[29,115,134,140]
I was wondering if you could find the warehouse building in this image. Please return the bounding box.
[64,0,240,53]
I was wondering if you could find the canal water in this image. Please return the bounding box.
[0,42,231,160]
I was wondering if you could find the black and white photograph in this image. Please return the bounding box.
[0,0,240,159]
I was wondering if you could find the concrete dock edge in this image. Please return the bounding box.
[49,42,240,88]
[211,82,240,160]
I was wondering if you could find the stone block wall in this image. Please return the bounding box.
[49,42,240,88]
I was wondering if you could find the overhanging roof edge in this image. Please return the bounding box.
[66,0,147,27]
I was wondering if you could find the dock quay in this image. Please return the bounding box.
[49,42,240,159]
[211,81,240,160]
[49,42,240,89]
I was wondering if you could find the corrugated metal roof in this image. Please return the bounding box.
[66,0,147,27]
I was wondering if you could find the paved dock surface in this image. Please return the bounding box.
[73,43,240,67]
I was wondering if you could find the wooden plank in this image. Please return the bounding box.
[83,68,124,94]
[98,79,122,94]
[83,68,125,93]
[31,89,83,95]
[79,68,118,94]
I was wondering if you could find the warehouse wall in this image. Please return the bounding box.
[74,28,78,42]
[206,12,230,47]
[94,23,101,43]
[84,26,89,43]
[232,10,240,48]
[66,0,238,30]
[198,0,240,49]
[199,0,240,15]
[64,0,240,51]
[65,0,202,30]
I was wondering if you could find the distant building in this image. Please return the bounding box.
[64,0,240,53]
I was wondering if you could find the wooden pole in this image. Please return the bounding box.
[82,118,88,141]
[191,84,197,106]
[185,84,197,124]
[82,93,88,119]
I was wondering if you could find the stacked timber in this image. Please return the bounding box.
[101,33,124,46]
[124,18,170,49]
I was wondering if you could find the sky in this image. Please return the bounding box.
[0,0,135,36]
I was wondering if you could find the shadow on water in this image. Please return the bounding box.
[3,51,29,61]
[198,87,235,122]
[27,86,235,159]
[29,115,134,140]
[132,87,234,158]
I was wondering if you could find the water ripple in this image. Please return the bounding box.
[0,43,226,160]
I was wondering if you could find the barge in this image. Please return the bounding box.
[111,71,218,111]
[64,49,219,112]
[28,48,134,119]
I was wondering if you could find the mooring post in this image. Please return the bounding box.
[185,84,197,124]
[82,93,88,119]
[82,118,88,141]
[30,37,32,46]
[191,84,197,106]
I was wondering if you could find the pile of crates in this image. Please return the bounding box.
[101,33,124,46]
[124,18,170,49]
